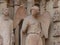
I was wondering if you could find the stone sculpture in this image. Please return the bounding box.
[46,10,60,45]
[0,8,14,45]
[21,4,51,45]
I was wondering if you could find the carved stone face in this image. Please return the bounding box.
[53,10,60,21]
[31,6,40,16]
[2,8,9,16]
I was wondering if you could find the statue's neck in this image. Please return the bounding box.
[32,14,39,19]
[3,15,9,20]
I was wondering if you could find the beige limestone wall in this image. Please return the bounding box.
[46,0,54,17]
[46,0,60,17]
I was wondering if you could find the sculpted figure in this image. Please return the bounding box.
[0,8,14,45]
[46,10,60,45]
[21,5,43,45]
[21,3,51,45]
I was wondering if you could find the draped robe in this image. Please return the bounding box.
[0,15,13,45]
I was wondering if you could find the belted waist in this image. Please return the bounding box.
[27,32,44,37]
[27,32,41,35]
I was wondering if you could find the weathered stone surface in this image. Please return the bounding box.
[21,16,43,45]
[9,7,14,19]
[13,4,27,28]
[14,0,20,5]
[40,0,46,15]
[46,22,60,45]
[53,0,59,8]
[0,2,7,14]
[27,0,34,15]
[38,11,51,39]
[0,15,13,45]
[53,23,60,37]
[46,9,60,45]
[21,5,51,45]
[0,35,3,45]
[13,4,27,45]
[21,6,42,45]
[0,0,6,2]
[53,10,60,22]
[14,6,20,15]
[8,0,14,6]
[1,0,60,45]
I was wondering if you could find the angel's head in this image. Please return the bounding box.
[30,3,40,16]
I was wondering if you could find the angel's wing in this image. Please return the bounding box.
[39,11,51,39]
[13,4,27,29]
[13,4,27,45]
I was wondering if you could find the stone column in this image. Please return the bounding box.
[27,0,34,15]
[8,0,14,19]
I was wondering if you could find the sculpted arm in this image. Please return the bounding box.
[21,18,29,33]
[21,18,29,45]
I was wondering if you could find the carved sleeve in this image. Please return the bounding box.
[21,18,29,33]
[40,22,44,38]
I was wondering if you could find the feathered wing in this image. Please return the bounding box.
[39,11,51,39]
[13,4,27,45]
[13,4,27,29]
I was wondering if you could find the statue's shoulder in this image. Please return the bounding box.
[24,15,31,21]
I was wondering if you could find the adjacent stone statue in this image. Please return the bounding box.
[46,10,60,45]
[21,4,51,45]
[0,8,14,45]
